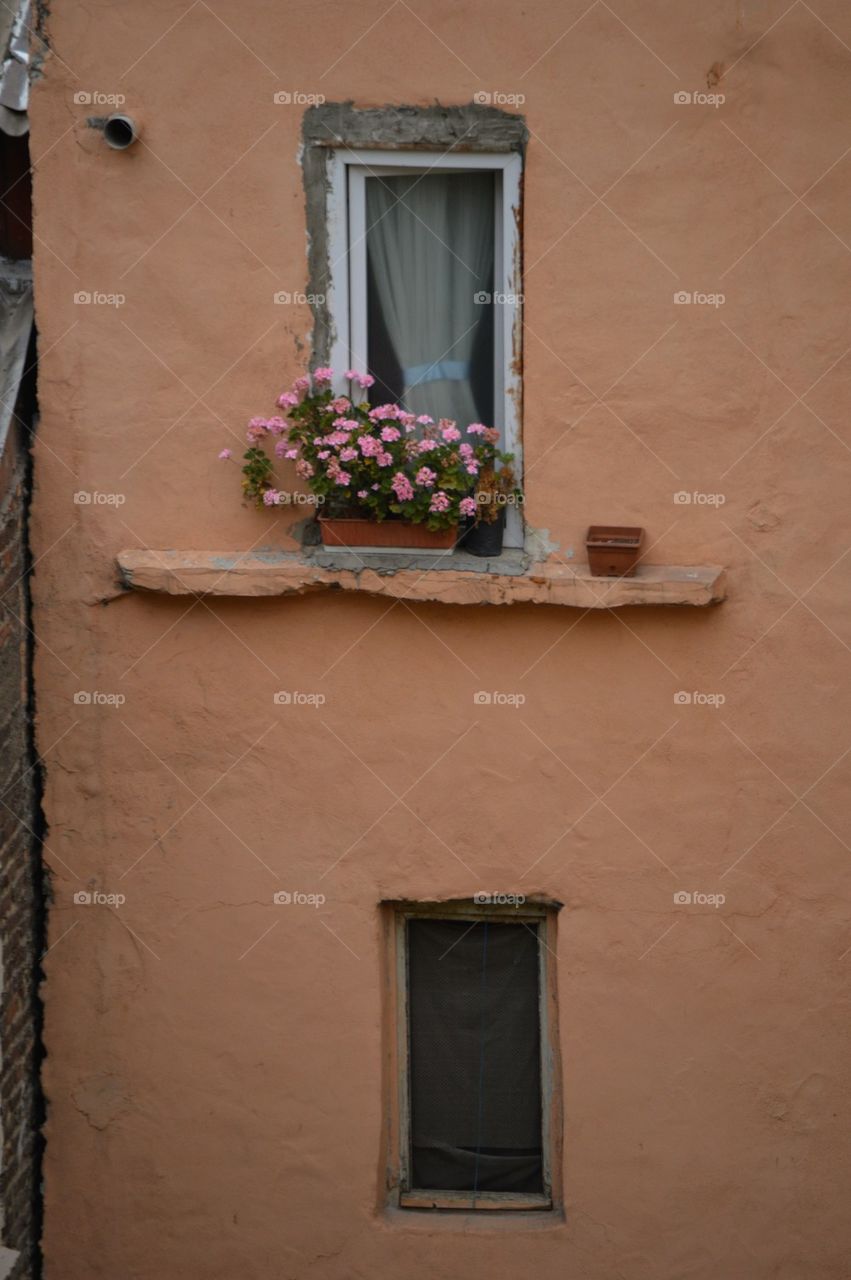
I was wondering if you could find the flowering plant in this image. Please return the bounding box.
[221,367,514,531]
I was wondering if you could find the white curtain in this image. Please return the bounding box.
[365,172,494,426]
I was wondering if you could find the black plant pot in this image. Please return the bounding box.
[463,510,505,557]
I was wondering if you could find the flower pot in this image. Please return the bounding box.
[318,516,458,550]
[585,525,644,577]
[462,510,505,558]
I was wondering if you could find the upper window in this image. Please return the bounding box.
[326,150,523,545]
[387,899,559,1212]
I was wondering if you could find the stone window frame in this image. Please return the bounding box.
[302,103,527,548]
[381,897,563,1215]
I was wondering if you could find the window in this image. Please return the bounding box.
[326,149,523,546]
[386,900,560,1212]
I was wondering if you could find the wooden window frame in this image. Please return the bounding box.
[382,898,562,1213]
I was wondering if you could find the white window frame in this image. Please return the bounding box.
[325,149,524,548]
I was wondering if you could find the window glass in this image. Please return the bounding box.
[407,917,543,1194]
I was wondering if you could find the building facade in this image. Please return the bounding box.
[28,2,851,1276]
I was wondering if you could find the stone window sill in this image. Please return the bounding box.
[116,548,726,609]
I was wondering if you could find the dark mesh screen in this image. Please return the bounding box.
[407,918,543,1194]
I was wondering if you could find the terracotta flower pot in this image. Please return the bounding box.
[318,516,459,550]
[585,525,644,577]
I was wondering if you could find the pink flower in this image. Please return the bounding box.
[283,447,299,459]
[357,489,368,499]
[313,367,334,384]
[295,459,314,479]
[292,375,310,393]
[440,421,461,441]
[277,391,299,409]
[391,472,415,502]
[333,417,358,430]
[331,397,352,414]
[429,491,451,513]
[459,497,477,517]
[317,450,331,460]
[247,416,267,443]
[358,435,382,457]
[416,415,433,425]
[273,440,290,458]
[483,428,500,444]
[344,369,376,388]
[326,431,350,447]
[265,415,286,435]
[417,438,439,453]
[218,448,232,460]
[399,412,417,430]
[377,451,393,467]
[263,490,282,506]
[416,466,437,487]
[459,442,474,459]
[340,446,358,461]
[369,403,400,420]
[380,425,401,442]
[466,422,487,436]
[335,471,352,486]
[466,462,479,475]
[371,483,380,490]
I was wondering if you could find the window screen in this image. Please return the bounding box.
[407,917,543,1194]
[364,171,495,425]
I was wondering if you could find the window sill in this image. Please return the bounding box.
[116,549,726,609]
[399,1190,551,1212]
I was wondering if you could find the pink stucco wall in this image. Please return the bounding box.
[30,2,851,1276]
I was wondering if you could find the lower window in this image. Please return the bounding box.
[387,900,560,1211]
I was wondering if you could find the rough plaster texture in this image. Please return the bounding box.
[27,2,851,1277]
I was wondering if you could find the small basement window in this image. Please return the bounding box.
[387,899,560,1211]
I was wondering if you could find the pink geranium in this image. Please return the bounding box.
[391,472,415,502]
[313,366,334,384]
[416,467,437,487]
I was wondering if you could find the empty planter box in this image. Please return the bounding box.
[586,526,644,577]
